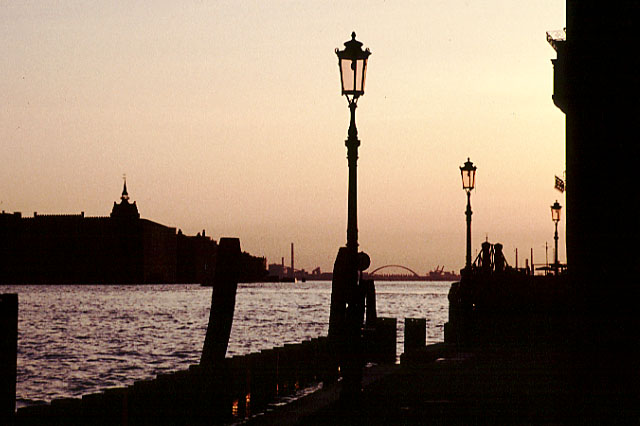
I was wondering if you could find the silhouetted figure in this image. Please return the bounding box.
[479,240,492,274]
[494,243,506,273]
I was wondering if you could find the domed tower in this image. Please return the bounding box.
[110,178,140,219]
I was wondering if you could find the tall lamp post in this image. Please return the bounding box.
[460,158,477,270]
[336,32,371,255]
[551,200,562,274]
[330,32,371,399]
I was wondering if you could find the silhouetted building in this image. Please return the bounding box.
[267,263,286,281]
[549,1,640,288]
[238,251,268,283]
[548,2,639,338]
[547,2,638,420]
[176,230,217,285]
[0,183,176,284]
[0,183,266,284]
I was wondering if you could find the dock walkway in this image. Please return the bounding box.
[258,343,635,425]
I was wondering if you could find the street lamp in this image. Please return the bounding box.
[460,158,477,270]
[336,32,371,253]
[331,32,371,400]
[551,200,562,273]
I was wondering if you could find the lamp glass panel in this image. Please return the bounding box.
[355,59,367,93]
[341,59,355,93]
[461,170,474,189]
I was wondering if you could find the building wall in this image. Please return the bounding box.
[176,232,217,285]
[239,252,267,283]
[0,212,147,284]
[552,1,640,285]
[141,219,176,283]
[0,210,267,285]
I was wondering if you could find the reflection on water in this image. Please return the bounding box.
[0,280,451,407]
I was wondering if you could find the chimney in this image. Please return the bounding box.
[291,243,295,278]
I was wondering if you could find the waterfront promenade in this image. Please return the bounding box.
[303,347,570,425]
[255,342,632,425]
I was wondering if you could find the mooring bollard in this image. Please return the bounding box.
[405,318,427,355]
[376,317,397,363]
[102,387,127,426]
[201,237,241,367]
[81,393,106,426]
[259,348,279,401]
[299,340,314,385]
[0,294,18,425]
[51,397,82,426]
[16,404,49,426]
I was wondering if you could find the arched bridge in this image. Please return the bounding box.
[368,264,420,277]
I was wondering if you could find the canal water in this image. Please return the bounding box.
[0,281,452,408]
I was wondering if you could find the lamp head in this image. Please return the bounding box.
[336,32,371,102]
[551,200,562,223]
[460,157,477,191]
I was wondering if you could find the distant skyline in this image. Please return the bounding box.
[1,1,566,274]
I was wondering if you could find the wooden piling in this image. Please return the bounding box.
[201,237,241,368]
[80,393,106,426]
[259,348,279,402]
[0,294,18,425]
[13,331,402,425]
[51,397,82,426]
[361,279,377,327]
[405,318,427,354]
[375,317,397,364]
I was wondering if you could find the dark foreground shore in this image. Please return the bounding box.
[251,342,636,426]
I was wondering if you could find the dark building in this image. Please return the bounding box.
[548,1,639,325]
[548,1,639,419]
[0,183,176,284]
[238,251,268,283]
[549,1,640,287]
[176,229,217,285]
[0,182,266,284]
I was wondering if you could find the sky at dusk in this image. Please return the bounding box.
[1,1,566,274]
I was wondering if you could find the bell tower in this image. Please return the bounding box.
[110,177,140,219]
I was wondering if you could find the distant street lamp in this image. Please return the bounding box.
[336,32,371,254]
[460,158,477,270]
[551,200,562,273]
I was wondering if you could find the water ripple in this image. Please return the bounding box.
[1,281,451,408]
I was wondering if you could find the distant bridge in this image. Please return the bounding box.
[368,264,420,277]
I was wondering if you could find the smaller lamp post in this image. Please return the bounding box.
[460,158,477,270]
[551,200,562,274]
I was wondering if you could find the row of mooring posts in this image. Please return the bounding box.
[13,325,402,425]
[5,237,431,425]
[10,336,339,425]
[6,311,426,424]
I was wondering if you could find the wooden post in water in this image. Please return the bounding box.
[404,318,426,354]
[201,237,241,367]
[361,279,377,327]
[1,294,18,424]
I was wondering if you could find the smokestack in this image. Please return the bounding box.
[291,243,295,279]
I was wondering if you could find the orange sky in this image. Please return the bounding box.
[1,1,566,274]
